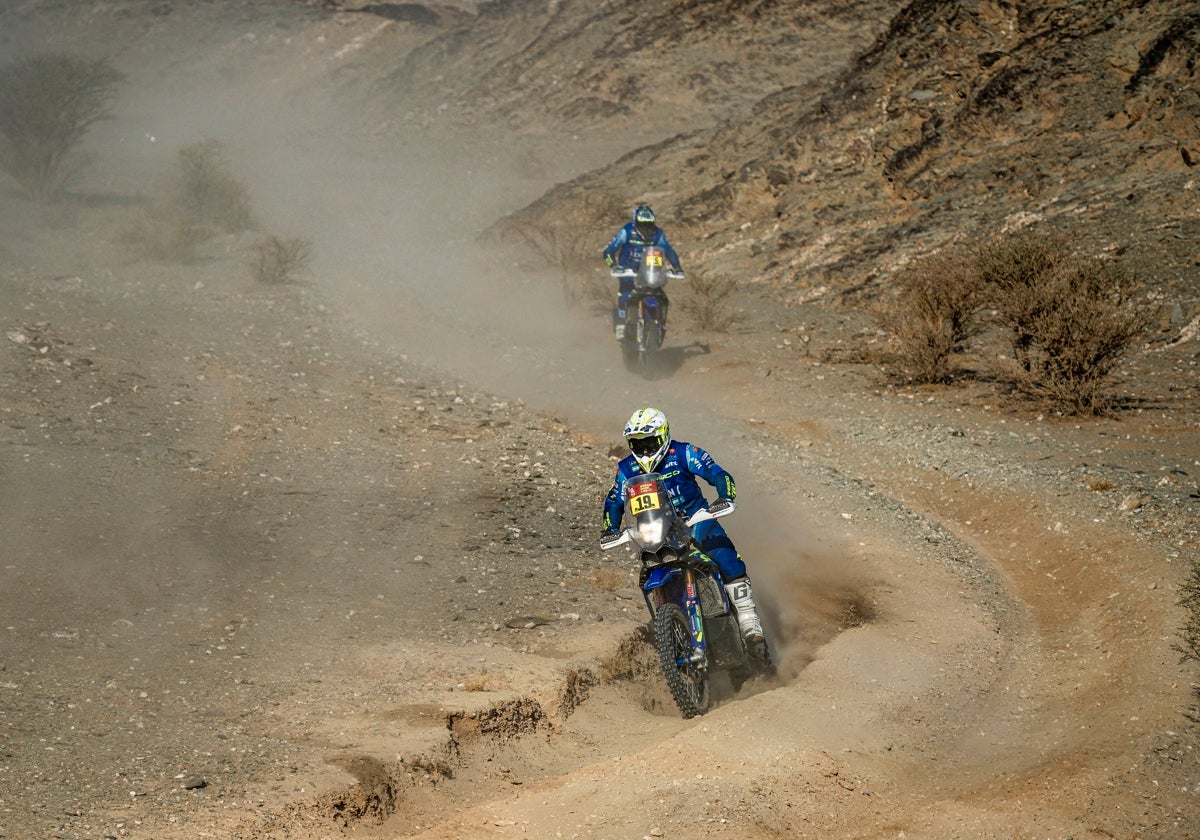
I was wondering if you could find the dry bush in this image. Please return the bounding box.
[978,231,1153,415]
[680,271,744,333]
[248,235,313,284]
[173,139,253,233]
[976,229,1071,371]
[1082,476,1116,492]
[876,251,981,383]
[123,139,255,262]
[460,674,490,692]
[512,189,626,309]
[1009,262,1153,414]
[0,54,122,200]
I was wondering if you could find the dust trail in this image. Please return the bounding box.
[721,490,867,681]
[83,6,867,692]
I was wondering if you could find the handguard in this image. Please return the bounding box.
[600,530,631,550]
[686,499,736,525]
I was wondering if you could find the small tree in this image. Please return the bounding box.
[0,54,123,199]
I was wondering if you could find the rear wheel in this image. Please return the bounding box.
[652,603,709,718]
[750,637,775,677]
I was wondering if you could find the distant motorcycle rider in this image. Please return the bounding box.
[602,407,765,646]
[602,206,683,341]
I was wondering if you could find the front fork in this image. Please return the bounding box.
[644,567,708,665]
[634,299,664,350]
[683,568,707,664]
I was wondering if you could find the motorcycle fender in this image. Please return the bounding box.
[642,566,683,592]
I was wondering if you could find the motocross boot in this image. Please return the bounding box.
[725,577,764,643]
[613,307,627,341]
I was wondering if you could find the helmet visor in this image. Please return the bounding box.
[628,436,661,458]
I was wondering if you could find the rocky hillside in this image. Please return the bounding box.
[350,0,903,134]
[495,0,1199,314]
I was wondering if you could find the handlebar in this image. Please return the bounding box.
[609,268,685,280]
[599,500,735,549]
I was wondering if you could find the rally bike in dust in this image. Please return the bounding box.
[610,245,683,377]
[600,474,773,718]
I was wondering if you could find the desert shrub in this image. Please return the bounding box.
[173,139,253,233]
[248,235,313,284]
[978,231,1153,414]
[877,251,981,383]
[511,189,626,309]
[1012,260,1151,413]
[0,54,123,199]
[1082,475,1116,492]
[975,229,1071,371]
[680,271,744,333]
[122,139,254,262]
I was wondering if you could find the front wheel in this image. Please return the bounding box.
[653,603,709,718]
[637,315,663,379]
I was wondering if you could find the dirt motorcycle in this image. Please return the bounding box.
[600,473,773,718]
[610,245,683,377]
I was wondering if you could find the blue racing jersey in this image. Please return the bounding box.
[602,223,682,272]
[603,441,735,531]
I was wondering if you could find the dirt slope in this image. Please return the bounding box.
[502,0,1200,312]
[1,2,1198,840]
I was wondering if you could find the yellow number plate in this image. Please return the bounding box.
[630,492,661,514]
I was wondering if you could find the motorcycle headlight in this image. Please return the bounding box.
[636,518,665,547]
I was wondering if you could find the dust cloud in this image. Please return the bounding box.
[14,1,861,680]
[724,489,869,681]
[123,63,636,420]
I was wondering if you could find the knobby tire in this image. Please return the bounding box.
[653,602,709,718]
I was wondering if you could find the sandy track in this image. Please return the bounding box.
[1,3,1196,839]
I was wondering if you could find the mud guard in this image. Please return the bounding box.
[642,565,684,592]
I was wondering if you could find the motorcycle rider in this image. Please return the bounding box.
[602,407,765,646]
[602,205,683,341]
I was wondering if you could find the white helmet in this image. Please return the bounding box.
[624,407,671,473]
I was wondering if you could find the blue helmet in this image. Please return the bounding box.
[632,205,657,241]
